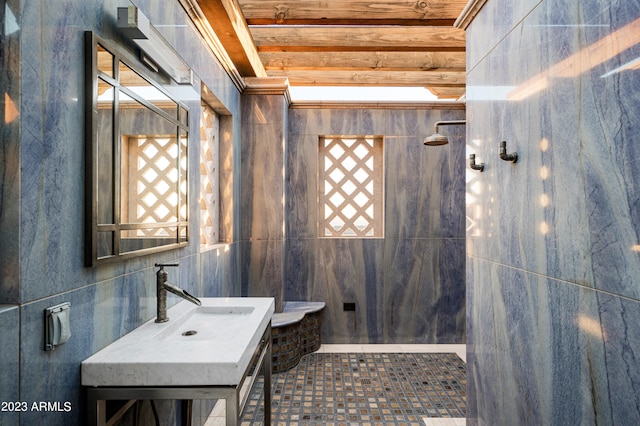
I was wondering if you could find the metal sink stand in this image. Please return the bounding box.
[86,325,271,426]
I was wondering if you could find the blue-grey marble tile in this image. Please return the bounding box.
[385,109,422,137]
[380,238,465,343]
[0,306,19,426]
[385,108,465,139]
[241,240,284,312]
[0,0,20,304]
[329,108,383,135]
[286,108,466,239]
[18,273,158,425]
[467,258,640,425]
[242,94,287,126]
[284,238,316,302]
[385,127,465,239]
[310,238,384,344]
[289,107,389,137]
[10,0,242,424]
[285,133,320,239]
[199,242,240,298]
[288,237,465,344]
[467,1,640,421]
[240,94,288,242]
[467,0,640,300]
[15,0,237,302]
[284,107,466,343]
[288,108,331,136]
[18,0,98,301]
[466,0,543,72]
[240,121,286,240]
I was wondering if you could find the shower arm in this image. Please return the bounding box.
[432,120,467,135]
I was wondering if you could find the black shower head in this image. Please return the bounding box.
[423,120,466,146]
[423,133,450,146]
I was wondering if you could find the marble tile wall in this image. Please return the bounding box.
[465,0,542,72]
[0,0,20,304]
[285,106,467,343]
[0,306,19,426]
[466,0,640,424]
[240,93,288,312]
[1,0,242,424]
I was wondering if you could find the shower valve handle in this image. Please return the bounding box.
[499,141,517,163]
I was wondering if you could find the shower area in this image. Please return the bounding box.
[240,90,467,345]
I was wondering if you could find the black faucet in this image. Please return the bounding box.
[155,263,201,323]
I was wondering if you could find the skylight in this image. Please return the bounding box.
[289,86,444,102]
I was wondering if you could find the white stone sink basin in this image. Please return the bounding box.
[153,305,255,342]
[81,297,274,387]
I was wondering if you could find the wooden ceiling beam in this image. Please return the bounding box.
[195,0,266,77]
[194,0,469,93]
[246,18,457,26]
[258,45,465,53]
[259,51,466,72]
[238,0,468,22]
[426,86,467,99]
[266,70,466,87]
[251,26,466,52]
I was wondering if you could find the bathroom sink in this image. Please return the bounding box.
[81,297,274,387]
[152,305,255,342]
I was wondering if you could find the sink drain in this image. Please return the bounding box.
[182,330,198,336]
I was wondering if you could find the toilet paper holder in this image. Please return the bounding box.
[45,302,71,351]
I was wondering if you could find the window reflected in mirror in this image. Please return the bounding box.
[97,45,113,78]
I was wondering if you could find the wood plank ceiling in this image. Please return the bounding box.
[194,0,468,99]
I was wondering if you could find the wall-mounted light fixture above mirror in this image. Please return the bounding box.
[85,32,189,266]
[117,5,193,85]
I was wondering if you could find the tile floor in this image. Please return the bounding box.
[205,344,466,426]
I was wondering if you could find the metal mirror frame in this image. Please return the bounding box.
[84,31,189,266]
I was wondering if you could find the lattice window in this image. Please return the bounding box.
[318,136,384,237]
[200,103,220,246]
[121,135,187,236]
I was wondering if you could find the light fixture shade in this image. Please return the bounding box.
[117,6,193,85]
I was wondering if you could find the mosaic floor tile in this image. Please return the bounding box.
[241,352,466,425]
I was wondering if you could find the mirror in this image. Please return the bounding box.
[85,32,189,266]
